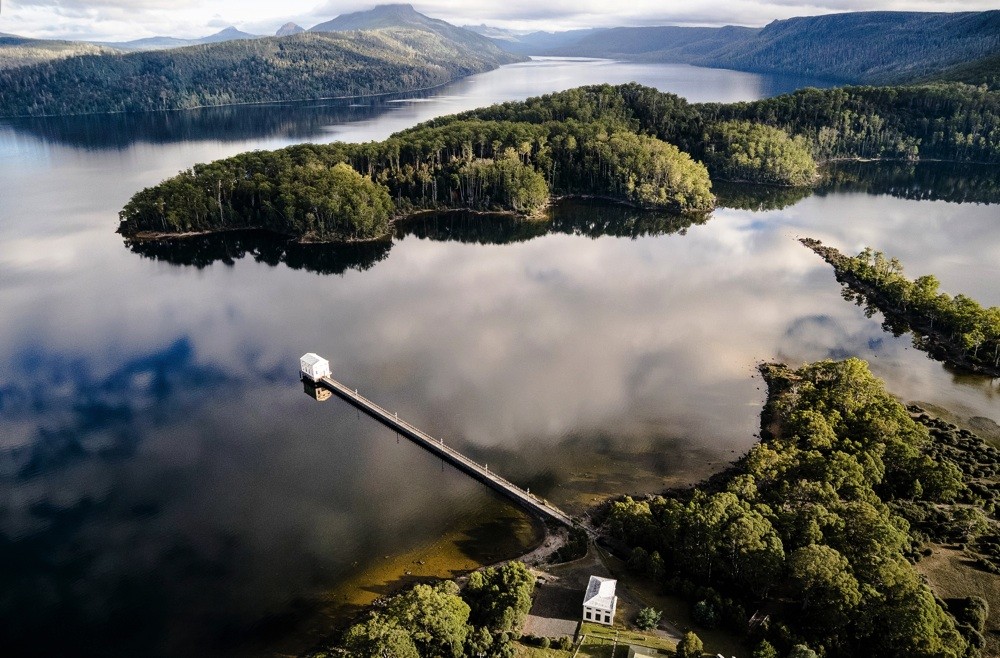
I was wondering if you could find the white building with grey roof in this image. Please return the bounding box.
[582,575,617,625]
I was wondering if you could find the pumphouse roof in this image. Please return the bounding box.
[583,576,617,610]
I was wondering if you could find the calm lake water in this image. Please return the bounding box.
[1,58,997,657]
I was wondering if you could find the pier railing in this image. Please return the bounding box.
[318,375,576,528]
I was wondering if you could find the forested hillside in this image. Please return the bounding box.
[544,25,758,61]
[705,11,1000,84]
[0,25,521,117]
[0,34,120,69]
[924,53,1000,90]
[506,10,1000,86]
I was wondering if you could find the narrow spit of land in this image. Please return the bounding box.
[802,237,1000,378]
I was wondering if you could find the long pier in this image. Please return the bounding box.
[317,374,576,529]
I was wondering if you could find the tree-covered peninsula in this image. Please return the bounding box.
[803,239,1000,377]
[119,82,999,242]
[605,358,988,658]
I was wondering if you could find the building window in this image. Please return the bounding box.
[585,610,591,620]
[604,614,610,624]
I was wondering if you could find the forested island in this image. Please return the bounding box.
[802,239,1000,378]
[119,82,998,243]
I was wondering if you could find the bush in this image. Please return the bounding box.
[752,640,779,658]
[964,596,990,632]
[635,607,662,630]
[787,645,818,658]
[676,631,704,658]
[692,600,720,628]
[552,527,588,563]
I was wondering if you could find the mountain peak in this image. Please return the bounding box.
[309,4,436,33]
[276,22,305,37]
[200,26,257,43]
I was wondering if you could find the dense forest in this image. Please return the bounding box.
[925,53,1000,90]
[699,85,1000,163]
[803,240,1000,377]
[704,121,817,185]
[454,83,1000,163]
[119,82,999,242]
[118,111,717,241]
[0,34,119,69]
[0,28,520,117]
[605,359,983,658]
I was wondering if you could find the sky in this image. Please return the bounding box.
[1,0,996,42]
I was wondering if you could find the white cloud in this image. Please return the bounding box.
[1,0,997,40]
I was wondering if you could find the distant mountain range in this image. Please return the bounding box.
[1,5,997,97]
[467,26,606,56]
[0,5,524,117]
[310,4,506,56]
[1,4,510,68]
[475,10,1000,85]
[103,26,260,51]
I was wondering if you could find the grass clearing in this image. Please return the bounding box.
[580,622,675,651]
[915,544,1000,658]
[514,642,574,658]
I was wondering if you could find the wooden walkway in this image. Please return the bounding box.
[318,375,576,528]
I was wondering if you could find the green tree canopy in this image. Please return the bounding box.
[704,120,817,186]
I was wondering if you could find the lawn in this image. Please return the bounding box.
[915,545,1000,658]
[516,633,661,658]
[579,622,676,651]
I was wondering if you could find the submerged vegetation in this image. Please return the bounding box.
[119,82,999,243]
[803,239,1000,377]
[605,359,979,658]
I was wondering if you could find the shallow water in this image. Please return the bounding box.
[0,59,997,657]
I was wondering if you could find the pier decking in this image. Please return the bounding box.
[317,374,576,528]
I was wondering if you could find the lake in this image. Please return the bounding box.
[0,58,997,657]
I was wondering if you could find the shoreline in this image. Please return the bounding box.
[118,194,699,245]
[801,237,1000,379]
[0,63,525,120]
